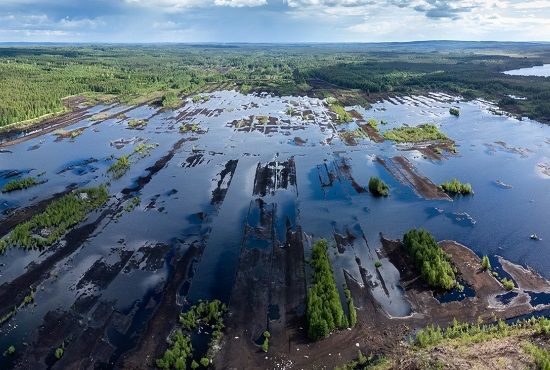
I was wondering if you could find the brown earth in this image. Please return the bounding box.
[376,156,451,200]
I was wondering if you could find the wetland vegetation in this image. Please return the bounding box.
[440,179,474,195]
[0,186,108,252]
[157,300,227,369]
[368,176,389,197]
[383,124,449,143]
[1,177,39,193]
[307,239,350,340]
[403,229,456,290]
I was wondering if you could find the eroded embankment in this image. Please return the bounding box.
[376,156,451,200]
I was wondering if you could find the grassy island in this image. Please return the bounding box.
[1,177,39,193]
[383,124,448,143]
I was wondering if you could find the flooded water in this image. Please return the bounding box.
[503,64,550,77]
[0,90,549,367]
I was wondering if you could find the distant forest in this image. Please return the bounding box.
[0,42,549,127]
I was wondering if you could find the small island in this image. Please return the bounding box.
[440,178,474,195]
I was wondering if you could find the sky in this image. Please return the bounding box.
[0,0,549,43]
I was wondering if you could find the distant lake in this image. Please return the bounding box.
[503,64,550,77]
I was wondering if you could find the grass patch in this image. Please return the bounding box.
[383,124,448,143]
[0,186,108,253]
[327,98,353,124]
[1,177,39,193]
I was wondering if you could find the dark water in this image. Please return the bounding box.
[0,90,549,366]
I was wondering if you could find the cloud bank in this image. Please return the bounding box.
[0,0,548,42]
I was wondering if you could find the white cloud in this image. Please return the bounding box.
[125,0,266,10]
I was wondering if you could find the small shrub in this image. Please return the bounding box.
[55,347,64,359]
[501,277,515,291]
[374,260,382,268]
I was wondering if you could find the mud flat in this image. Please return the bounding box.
[376,156,451,200]
[381,237,541,325]
[499,257,550,293]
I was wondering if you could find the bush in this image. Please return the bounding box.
[440,179,473,195]
[4,345,15,356]
[307,239,348,340]
[55,347,64,359]
[524,342,550,370]
[482,255,491,271]
[449,107,460,117]
[501,277,515,291]
[403,229,456,290]
[127,119,148,128]
[367,118,379,131]
[200,357,210,367]
[374,260,382,268]
[369,177,389,197]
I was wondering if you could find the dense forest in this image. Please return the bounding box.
[0,42,549,127]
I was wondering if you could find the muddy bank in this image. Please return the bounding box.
[380,236,536,325]
[376,156,451,200]
[0,206,114,323]
[499,256,550,293]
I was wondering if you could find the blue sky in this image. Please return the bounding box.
[0,0,549,42]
